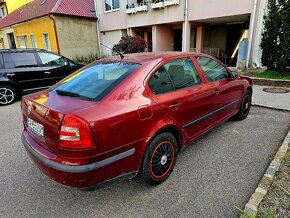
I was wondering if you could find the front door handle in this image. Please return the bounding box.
[169,101,180,110]
[6,73,15,77]
[44,71,51,75]
[212,89,219,95]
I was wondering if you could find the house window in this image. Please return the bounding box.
[0,7,5,18]
[42,33,51,50]
[104,0,120,11]
[30,34,37,48]
[17,35,28,48]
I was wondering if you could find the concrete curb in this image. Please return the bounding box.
[250,77,290,88]
[241,130,290,217]
[252,103,290,112]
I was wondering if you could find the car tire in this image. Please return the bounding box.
[0,85,17,106]
[234,90,252,120]
[142,132,178,186]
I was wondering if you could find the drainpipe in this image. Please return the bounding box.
[182,0,189,52]
[94,0,102,58]
[246,0,258,68]
[48,14,60,53]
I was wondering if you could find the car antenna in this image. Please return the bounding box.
[100,43,124,61]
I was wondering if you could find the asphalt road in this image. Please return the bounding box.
[0,102,289,218]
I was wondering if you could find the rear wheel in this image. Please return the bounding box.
[234,90,252,120]
[142,132,178,185]
[0,85,17,106]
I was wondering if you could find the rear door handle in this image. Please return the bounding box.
[44,71,51,75]
[6,73,15,77]
[169,101,180,110]
[212,89,219,95]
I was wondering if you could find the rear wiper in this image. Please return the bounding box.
[55,89,93,101]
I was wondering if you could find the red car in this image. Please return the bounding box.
[21,52,252,189]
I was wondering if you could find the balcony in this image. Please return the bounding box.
[135,4,148,12]
[151,1,164,9]
[164,0,179,7]
[126,1,148,14]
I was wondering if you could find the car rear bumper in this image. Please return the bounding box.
[22,131,140,188]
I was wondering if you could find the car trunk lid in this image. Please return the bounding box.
[21,90,96,154]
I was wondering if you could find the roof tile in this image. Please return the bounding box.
[0,0,95,29]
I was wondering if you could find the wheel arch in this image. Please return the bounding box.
[0,79,20,96]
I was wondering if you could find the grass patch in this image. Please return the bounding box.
[241,70,290,80]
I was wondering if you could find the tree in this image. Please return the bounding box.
[261,0,290,72]
[113,36,147,55]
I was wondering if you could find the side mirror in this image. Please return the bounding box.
[230,71,239,80]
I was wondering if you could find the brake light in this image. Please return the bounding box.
[59,114,95,149]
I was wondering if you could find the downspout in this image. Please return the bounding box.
[48,14,60,53]
[246,0,258,68]
[183,0,189,52]
[94,0,102,57]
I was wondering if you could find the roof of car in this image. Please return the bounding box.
[105,52,203,64]
[0,0,95,29]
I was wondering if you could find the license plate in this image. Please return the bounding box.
[26,117,45,138]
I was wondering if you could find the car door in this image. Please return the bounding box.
[2,51,51,92]
[36,52,77,86]
[147,57,215,141]
[195,56,244,123]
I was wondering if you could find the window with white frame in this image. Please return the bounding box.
[30,34,37,48]
[42,33,51,50]
[17,35,28,48]
[104,0,120,11]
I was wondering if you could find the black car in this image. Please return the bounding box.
[0,49,83,106]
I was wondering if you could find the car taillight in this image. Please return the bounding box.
[59,114,95,149]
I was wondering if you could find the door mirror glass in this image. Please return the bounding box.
[230,71,239,79]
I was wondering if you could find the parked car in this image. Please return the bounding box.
[0,49,83,106]
[21,52,252,189]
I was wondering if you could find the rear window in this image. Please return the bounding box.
[3,52,38,69]
[52,61,140,101]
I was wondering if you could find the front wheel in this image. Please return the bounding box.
[142,132,178,185]
[234,90,252,120]
[0,85,17,106]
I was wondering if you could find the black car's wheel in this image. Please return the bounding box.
[142,132,178,185]
[0,85,17,106]
[234,90,252,120]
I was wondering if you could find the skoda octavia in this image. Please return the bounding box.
[21,52,252,189]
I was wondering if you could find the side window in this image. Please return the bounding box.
[196,57,229,82]
[38,52,66,67]
[163,58,201,89]
[148,67,174,95]
[148,58,201,95]
[3,52,38,69]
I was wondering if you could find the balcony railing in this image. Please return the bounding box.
[164,0,179,7]
[151,1,164,9]
[126,1,148,14]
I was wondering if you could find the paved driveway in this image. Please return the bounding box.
[0,102,289,218]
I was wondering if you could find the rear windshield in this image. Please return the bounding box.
[52,61,140,101]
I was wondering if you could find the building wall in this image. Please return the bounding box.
[55,15,99,59]
[97,0,127,31]
[13,17,58,52]
[0,27,14,49]
[153,25,174,52]
[5,0,33,13]
[126,2,184,28]
[101,29,127,56]
[188,0,253,21]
